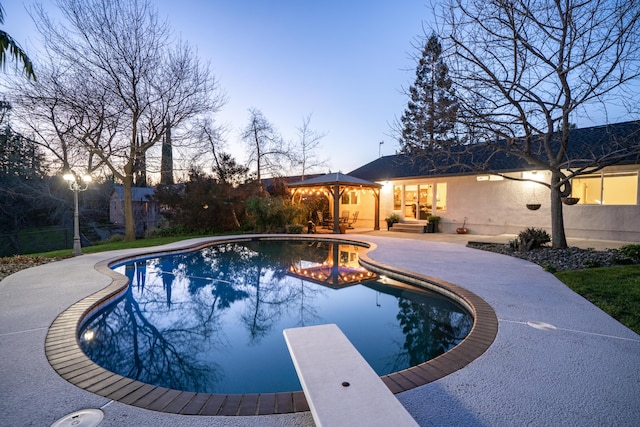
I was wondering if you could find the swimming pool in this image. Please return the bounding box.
[45,235,498,416]
[78,239,472,394]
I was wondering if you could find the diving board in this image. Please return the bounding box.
[283,324,419,427]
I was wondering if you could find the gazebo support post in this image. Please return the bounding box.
[374,189,380,230]
[332,184,340,233]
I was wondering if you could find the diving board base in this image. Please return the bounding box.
[283,324,419,427]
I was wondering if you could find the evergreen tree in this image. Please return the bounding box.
[133,132,147,187]
[399,34,458,154]
[0,106,50,254]
[160,122,174,185]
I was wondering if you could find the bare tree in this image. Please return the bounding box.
[9,62,110,175]
[240,108,290,182]
[434,0,640,248]
[291,114,328,180]
[195,117,252,186]
[22,0,224,240]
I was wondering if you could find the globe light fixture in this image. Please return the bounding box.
[63,173,92,255]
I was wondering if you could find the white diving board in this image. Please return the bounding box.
[283,324,419,427]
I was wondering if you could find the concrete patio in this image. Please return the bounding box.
[1,232,638,426]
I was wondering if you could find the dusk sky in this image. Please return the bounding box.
[4,1,435,175]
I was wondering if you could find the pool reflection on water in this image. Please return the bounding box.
[79,240,472,394]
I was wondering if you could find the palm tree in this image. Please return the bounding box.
[0,2,36,80]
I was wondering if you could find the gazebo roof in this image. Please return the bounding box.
[287,172,381,188]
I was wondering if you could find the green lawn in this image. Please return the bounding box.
[556,265,640,334]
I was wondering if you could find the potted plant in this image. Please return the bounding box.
[456,217,468,234]
[427,215,441,233]
[384,213,400,230]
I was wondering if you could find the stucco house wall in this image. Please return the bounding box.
[563,204,640,241]
[352,121,640,243]
[375,167,639,242]
[338,189,377,228]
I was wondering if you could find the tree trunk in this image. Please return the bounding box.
[550,173,568,249]
[231,208,241,228]
[123,165,136,241]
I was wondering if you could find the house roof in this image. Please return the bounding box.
[349,121,640,181]
[111,185,156,202]
[261,173,324,186]
[288,172,381,188]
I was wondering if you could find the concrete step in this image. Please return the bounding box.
[390,223,426,233]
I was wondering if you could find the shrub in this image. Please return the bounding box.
[153,168,260,234]
[514,227,551,251]
[285,224,304,234]
[246,196,302,232]
[618,244,640,262]
[543,264,557,273]
[613,256,634,265]
[508,238,519,250]
[385,213,400,223]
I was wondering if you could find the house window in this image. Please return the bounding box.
[572,172,638,205]
[341,190,359,205]
[436,183,447,211]
[391,182,448,219]
[393,186,402,210]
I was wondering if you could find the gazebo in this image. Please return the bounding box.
[288,172,381,233]
[286,241,378,288]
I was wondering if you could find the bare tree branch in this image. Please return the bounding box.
[240,108,291,182]
[13,0,225,240]
[291,114,328,180]
[429,0,640,248]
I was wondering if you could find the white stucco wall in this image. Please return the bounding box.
[564,205,640,241]
[377,168,640,243]
[337,189,377,229]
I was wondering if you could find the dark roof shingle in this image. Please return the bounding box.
[350,121,640,181]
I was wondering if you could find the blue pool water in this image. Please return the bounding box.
[79,239,472,394]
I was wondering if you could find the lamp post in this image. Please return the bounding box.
[379,140,384,158]
[63,173,92,256]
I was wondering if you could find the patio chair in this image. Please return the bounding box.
[347,211,359,229]
[340,210,350,225]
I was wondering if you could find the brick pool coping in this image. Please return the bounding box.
[44,236,498,416]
